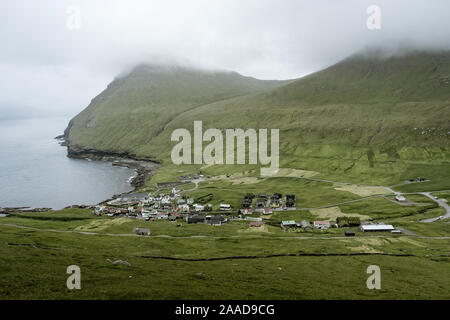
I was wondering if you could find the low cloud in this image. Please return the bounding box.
[0,0,449,119]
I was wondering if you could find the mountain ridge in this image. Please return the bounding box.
[65,50,450,187]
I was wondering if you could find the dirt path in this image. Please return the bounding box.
[180,178,205,193]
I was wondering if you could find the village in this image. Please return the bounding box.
[93,176,401,236]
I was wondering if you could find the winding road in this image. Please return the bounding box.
[419,192,450,222]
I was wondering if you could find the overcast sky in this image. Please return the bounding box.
[0,0,449,120]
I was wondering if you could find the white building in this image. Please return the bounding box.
[220,204,232,211]
[360,224,395,232]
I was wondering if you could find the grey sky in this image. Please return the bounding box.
[0,0,449,119]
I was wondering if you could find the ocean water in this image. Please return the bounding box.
[0,117,135,209]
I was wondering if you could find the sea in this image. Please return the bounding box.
[0,117,136,209]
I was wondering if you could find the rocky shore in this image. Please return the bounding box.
[0,207,53,214]
[64,143,161,191]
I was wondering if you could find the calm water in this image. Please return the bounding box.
[0,117,135,209]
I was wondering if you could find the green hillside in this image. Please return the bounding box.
[267,50,450,104]
[65,64,289,158]
[65,50,450,189]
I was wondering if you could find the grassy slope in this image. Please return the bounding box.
[67,51,450,190]
[66,65,290,156]
[0,209,449,299]
[154,51,450,190]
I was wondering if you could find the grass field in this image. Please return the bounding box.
[0,206,449,299]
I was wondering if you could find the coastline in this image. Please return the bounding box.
[0,147,160,213]
[0,136,162,213]
[63,142,161,194]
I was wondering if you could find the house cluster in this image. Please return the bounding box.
[186,214,228,226]
[93,188,231,226]
[280,219,334,231]
[279,216,400,234]
[239,193,296,215]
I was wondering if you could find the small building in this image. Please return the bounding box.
[249,221,262,227]
[359,224,395,232]
[345,230,355,237]
[240,208,254,215]
[263,207,273,215]
[281,220,297,230]
[314,220,330,229]
[300,220,311,229]
[246,217,263,222]
[255,199,266,208]
[193,204,204,212]
[94,205,106,215]
[133,228,151,236]
[186,215,206,224]
[220,204,232,211]
[180,204,190,213]
[157,212,169,220]
[207,215,227,226]
[285,194,296,208]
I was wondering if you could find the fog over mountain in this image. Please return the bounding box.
[0,0,449,120]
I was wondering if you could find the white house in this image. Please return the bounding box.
[220,204,232,211]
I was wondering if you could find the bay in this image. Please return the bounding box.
[0,117,135,209]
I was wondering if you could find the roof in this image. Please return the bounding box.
[360,224,394,231]
[282,220,297,226]
[314,220,330,225]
